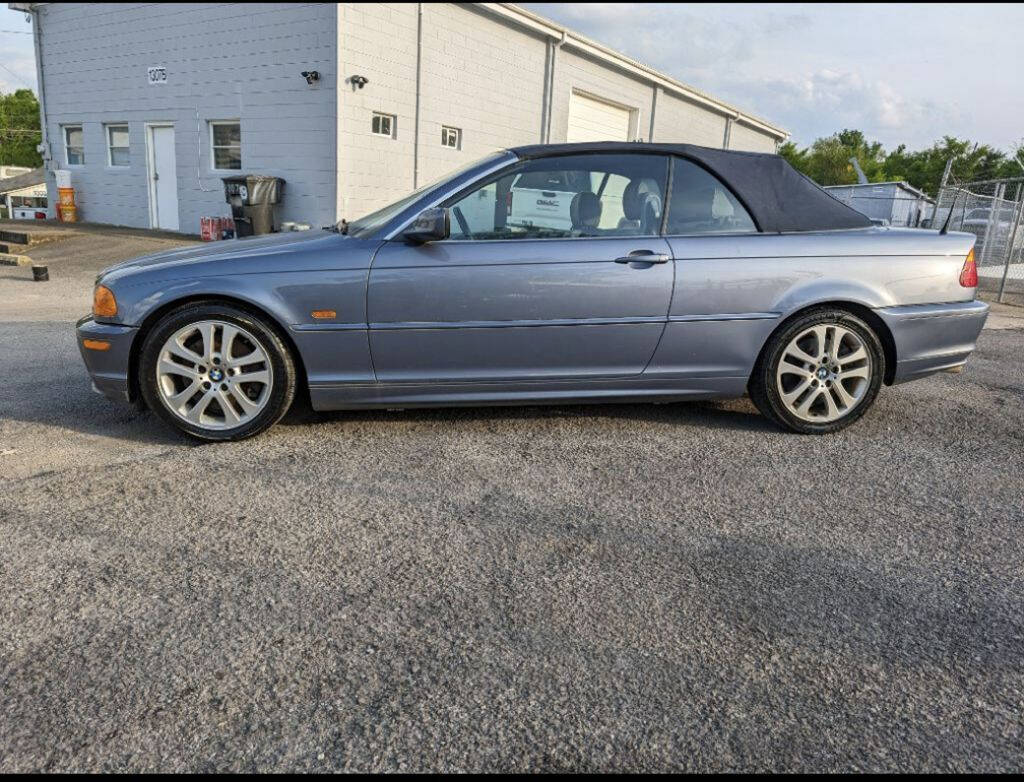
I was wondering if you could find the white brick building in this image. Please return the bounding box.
[14,2,787,234]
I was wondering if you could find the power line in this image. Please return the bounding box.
[0,62,34,89]
[0,29,32,34]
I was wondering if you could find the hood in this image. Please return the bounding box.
[99,229,343,282]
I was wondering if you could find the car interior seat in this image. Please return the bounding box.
[618,178,663,234]
[570,191,603,234]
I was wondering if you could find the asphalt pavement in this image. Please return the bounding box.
[1,224,1022,772]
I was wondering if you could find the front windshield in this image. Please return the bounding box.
[342,151,508,238]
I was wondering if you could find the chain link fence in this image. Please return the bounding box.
[933,177,1024,302]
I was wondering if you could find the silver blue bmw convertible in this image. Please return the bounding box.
[77,142,987,440]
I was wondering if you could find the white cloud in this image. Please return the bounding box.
[711,69,962,146]
[523,2,1019,150]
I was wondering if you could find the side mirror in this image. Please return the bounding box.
[403,207,450,243]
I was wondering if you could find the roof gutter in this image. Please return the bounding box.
[473,2,788,141]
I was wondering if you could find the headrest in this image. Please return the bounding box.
[570,191,602,229]
[622,178,661,220]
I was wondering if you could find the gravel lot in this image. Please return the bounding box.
[1,225,1023,772]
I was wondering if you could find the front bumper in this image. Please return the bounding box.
[876,300,989,384]
[76,315,138,402]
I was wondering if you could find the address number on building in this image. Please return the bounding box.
[147,66,168,85]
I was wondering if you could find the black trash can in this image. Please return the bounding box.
[222,175,286,237]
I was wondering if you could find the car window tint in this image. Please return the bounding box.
[666,157,757,235]
[446,153,669,240]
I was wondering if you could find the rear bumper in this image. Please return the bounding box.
[876,300,989,384]
[76,315,137,402]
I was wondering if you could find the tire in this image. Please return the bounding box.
[139,302,297,441]
[749,307,885,434]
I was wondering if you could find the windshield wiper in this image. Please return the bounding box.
[324,219,349,235]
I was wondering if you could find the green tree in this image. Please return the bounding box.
[882,137,1019,195]
[0,89,43,168]
[782,130,1023,196]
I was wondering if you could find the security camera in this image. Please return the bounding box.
[350,74,369,89]
[301,70,320,85]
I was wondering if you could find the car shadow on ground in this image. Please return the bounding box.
[3,378,775,446]
[2,319,775,445]
[278,395,776,435]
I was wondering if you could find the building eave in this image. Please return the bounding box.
[474,2,788,141]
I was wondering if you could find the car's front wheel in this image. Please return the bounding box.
[139,302,297,441]
[750,308,884,434]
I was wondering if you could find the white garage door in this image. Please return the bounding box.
[566,92,632,142]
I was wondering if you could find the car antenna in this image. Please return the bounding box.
[939,189,961,235]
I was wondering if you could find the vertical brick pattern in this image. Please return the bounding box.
[729,122,779,153]
[652,93,728,148]
[36,2,338,232]
[336,2,419,219]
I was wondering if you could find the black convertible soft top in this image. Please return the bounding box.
[509,141,872,233]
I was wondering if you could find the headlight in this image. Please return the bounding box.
[92,285,118,317]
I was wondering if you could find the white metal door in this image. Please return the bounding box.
[566,92,633,142]
[147,125,179,231]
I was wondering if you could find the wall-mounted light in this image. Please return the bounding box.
[350,75,369,89]
[301,70,321,85]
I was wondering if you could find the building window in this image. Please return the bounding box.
[63,125,84,166]
[441,126,461,149]
[106,124,130,167]
[372,112,395,138]
[210,121,242,170]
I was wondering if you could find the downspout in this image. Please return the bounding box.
[412,2,423,188]
[647,86,658,142]
[22,5,53,213]
[722,115,736,150]
[543,30,565,143]
[539,39,552,142]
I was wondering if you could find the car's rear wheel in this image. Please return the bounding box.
[750,308,884,434]
[139,303,296,441]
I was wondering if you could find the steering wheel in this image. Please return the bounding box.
[453,206,474,240]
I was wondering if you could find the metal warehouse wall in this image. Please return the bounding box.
[31,2,784,232]
[34,2,338,232]
[335,2,784,221]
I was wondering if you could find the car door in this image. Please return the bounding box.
[367,153,674,384]
[648,156,781,380]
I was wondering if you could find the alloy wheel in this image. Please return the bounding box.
[775,323,872,423]
[155,320,273,430]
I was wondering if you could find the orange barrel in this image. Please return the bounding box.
[58,187,76,207]
[58,203,78,223]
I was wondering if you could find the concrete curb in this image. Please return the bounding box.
[0,253,33,267]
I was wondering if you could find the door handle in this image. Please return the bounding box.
[614,250,670,264]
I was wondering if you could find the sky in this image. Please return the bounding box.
[523,2,1024,152]
[3,3,1022,153]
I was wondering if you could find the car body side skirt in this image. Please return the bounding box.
[307,374,749,411]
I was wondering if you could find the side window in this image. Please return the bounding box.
[445,153,668,240]
[666,158,757,235]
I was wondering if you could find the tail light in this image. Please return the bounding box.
[959,247,978,287]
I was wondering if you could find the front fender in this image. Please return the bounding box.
[112,273,324,330]
[110,268,376,389]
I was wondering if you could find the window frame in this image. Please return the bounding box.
[439,151,673,243]
[209,120,242,171]
[63,124,85,167]
[371,111,396,139]
[441,125,461,149]
[662,155,761,237]
[105,123,130,168]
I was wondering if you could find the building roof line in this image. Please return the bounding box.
[474,2,788,141]
[824,181,934,201]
